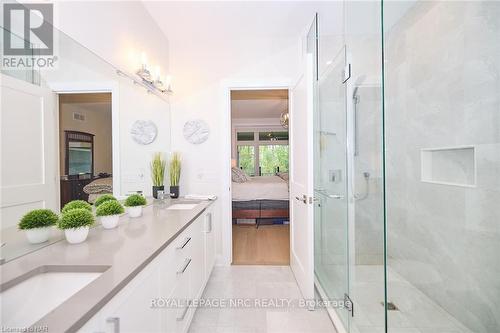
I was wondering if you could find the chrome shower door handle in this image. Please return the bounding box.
[316,189,344,200]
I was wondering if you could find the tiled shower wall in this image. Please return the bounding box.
[385,1,500,332]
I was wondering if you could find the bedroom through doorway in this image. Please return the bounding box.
[230,89,290,265]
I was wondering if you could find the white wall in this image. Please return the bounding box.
[168,35,302,261]
[53,1,169,77]
[142,0,344,264]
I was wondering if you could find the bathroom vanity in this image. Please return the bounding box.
[0,199,217,333]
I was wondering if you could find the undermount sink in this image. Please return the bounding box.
[0,265,109,328]
[167,203,199,210]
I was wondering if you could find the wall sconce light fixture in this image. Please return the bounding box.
[117,52,172,98]
[136,53,173,94]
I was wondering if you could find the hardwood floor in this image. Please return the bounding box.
[232,224,290,265]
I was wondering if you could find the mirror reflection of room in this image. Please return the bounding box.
[59,93,113,207]
[230,89,290,265]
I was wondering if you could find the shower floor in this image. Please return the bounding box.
[317,263,472,333]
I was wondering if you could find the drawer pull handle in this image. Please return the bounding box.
[106,317,120,333]
[204,213,212,233]
[177,258,192,274]
[176,237,191,249]
[176,300,191,321]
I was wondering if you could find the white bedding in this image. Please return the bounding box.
[232,176,289,201]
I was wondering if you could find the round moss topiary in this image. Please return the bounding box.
[124,194,147,207]
[96,200,125,217]
[57,208,95,229]
[94,194,118,207]
[18,209,59,230]
[61,200,92,214]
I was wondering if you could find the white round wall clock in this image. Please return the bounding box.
[183,119,210,144]
[130,120,158,145]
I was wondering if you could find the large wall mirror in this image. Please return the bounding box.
[0,21,171,264]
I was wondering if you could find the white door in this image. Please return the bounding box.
[289,53,315,301]
[1,74,58,229]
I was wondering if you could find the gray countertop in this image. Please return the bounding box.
[0,198,215,332]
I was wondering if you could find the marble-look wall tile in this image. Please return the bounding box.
[385,1,500,332]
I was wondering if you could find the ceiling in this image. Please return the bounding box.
[231,89,288,101]
[59,93,111,114]
[143,1,337,43]
[231,99,287,120]
[231,89,288,119]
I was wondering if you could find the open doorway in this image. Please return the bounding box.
[230,89,290,265]
[58,93,113,207]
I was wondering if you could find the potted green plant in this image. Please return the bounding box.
[96,200,125,229]
[57,208,95,244]
[150,152,166,199]
[61,200,92,214]
[18,209,58,244]
[169,152,181,198]
[124,194,147,218]
[94,194,118,207]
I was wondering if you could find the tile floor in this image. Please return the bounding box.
[320,264,473,333]
[188,265,337,333]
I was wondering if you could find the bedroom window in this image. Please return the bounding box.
[237,132,255,141]
[259,145,289,176]
[237,145,256,176]
[258,131,288,141]
[235,129,288,176]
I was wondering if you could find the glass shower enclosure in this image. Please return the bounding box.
[313,1,500,333]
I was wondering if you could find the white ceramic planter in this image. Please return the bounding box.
[101,215,120,229]
[128,206,143,218]
[64,226,89,244]
[25,227,51,244]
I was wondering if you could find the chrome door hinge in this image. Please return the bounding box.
[344,293,354,316]
[342,63,351,83]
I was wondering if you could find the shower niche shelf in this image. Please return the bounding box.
[420,146,476,187]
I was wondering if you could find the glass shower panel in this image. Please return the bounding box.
[313,46,350,329]
[344,1,386,332]
[383,1,500,332]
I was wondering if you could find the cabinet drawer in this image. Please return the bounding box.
[158,244,177,299]
[163,274,190,333]
[78,254,162,333]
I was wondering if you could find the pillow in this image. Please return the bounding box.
[232,167,250,183]
[277,172,289,181]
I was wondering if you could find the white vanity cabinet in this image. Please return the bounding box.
[78,206,216,333]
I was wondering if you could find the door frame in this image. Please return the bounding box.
[220,79,292,266]
[49,81,121,205]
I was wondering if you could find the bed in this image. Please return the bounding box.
[83,177,113,204]
[232,175,289,225]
